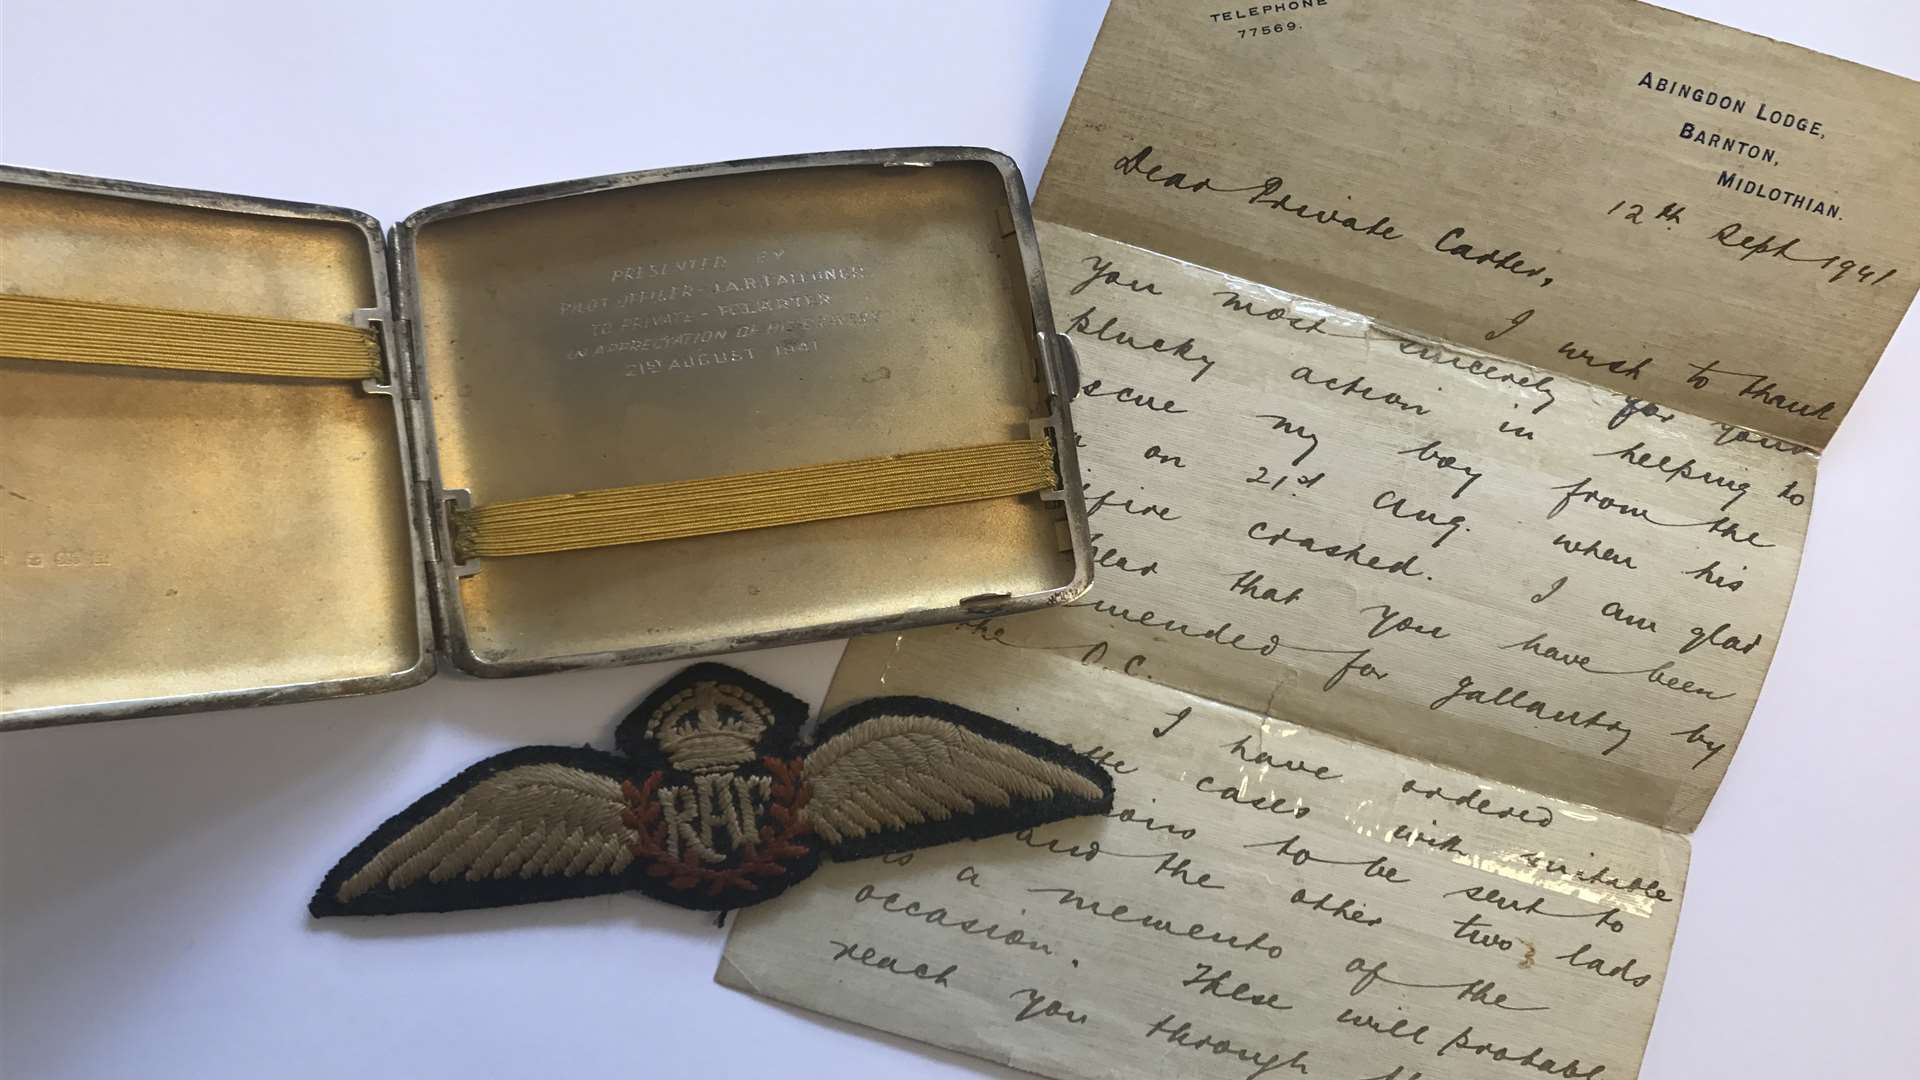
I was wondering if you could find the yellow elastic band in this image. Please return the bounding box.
[0,294,381,380]
[456,437,1058,559]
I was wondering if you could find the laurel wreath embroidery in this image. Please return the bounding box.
[622,757,813,898]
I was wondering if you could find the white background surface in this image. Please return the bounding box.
[2,2,1916,1077]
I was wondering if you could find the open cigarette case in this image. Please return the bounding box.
[1,149,1090,730]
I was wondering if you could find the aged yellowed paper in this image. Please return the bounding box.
[720,226,1783,1080]
[1039,0,1920,450]
[1005,223,1808,836]
[725,628,1687,1080]
[721,1,1918,1077]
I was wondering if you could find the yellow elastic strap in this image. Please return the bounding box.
[0,294,381,380]
[456,437,1058,559]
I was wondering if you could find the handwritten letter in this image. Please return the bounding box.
[724,631,1688,1080]
[721,1,1919,1076]
[720,227,1803,1078]
[1038,0,1920,449]
[1036,225,1808,834]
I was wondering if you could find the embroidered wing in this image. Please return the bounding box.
[799,696,1114,861]
[311,746,638,917]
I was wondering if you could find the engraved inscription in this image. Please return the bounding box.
[552,247,885,377]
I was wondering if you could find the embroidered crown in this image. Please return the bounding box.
[644,679,776,773]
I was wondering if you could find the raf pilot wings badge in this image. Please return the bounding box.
[311,663,1115,916]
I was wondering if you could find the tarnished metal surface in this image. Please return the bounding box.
[0,167,435,731]
[397,149,1090,676]
[0,150,1090,725]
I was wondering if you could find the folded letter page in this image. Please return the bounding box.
[721,2,1919,1077]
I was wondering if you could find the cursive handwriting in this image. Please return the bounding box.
[1090,531,1161,577]
[853,884,1054,955]
[1398,438,1485,498]
[1592,440,1750,510]
[1360,602,1451,641]
[1551,532,1639,569]
[1683,559,1745,591]
[1071,252,1163,298]
[1070,597,1387,690]
[1685,357,1837,424]
[1010,987,1089,1024]
[1107,803,1200,841]
[1229,570,1304,607]
[1372,489,1471,548]
[1290,888,1384,928]
[1244,834,1411,885]
[1196,774,1311,820]
[1434,226,1556,288]
[1086,486,1183,521]
[1214,289,1329,336]
[1601,600,1658,633]
[1668,722,1729,769]
[1143,1012,1312,1080]
[827,939,956,987]
[1222,734,1345,781]
[1067,304,1216,381]
[1346,957,1548,1013]
[1444,885,1627,933]
[1252,413,1321,465]
[1182,962,1294,1013]
[1401,780,1553,828]
[1436,1026,1606,1079]
[1143,443,1187,469]
[1555,943,1654,989]
[1707,221,1900,287]
[1249,521,1426,579]
[1713,423,1814,455]
[1608,396,1675,432]
[1515,851,1675,904]
[1430,676,1632,754]
[1029,885,1287,960]
[1291,363,1432,415]
[1081,377,1189,414]
[1547,476,1683,525]
[1500,632,1736,701]
[1452,912,1516,953]
[1336,1006,1431,1046]
[1396,338,1556,414]
[1114,144,1403,248]
[1558,340,1651,381]
[1678,621,1762,656]
[1012,829,1225,892]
